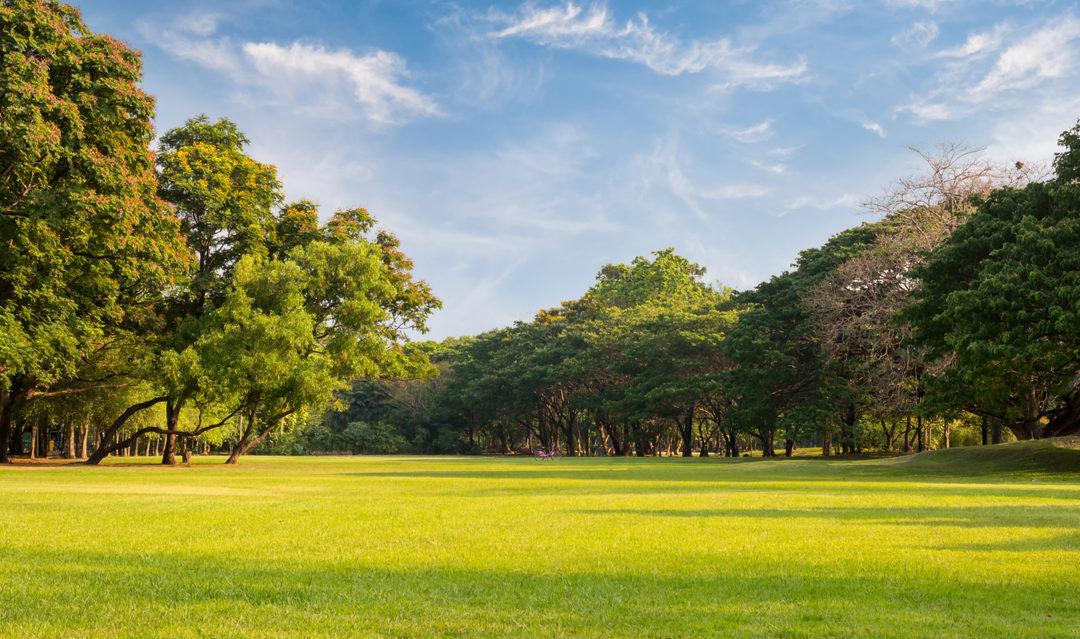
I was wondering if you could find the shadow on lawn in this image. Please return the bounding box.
[339,465,1080,500]
[575,504,1080,528]
[0,546,1073,638]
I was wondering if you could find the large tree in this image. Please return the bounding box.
[725,226,877,456]
[0,0,187,462]
[905,122,1080,440]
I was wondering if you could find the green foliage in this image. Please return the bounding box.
[906,125,1080,438]
[340,421,408,454]
[156,115,282,316]
[724,225,880,452]
[590,248,713,309]
[0,0,187,393]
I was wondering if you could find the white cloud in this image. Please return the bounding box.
[898,101,956,121]
[491,3,609,40]
[157,33,241,72]
[886,0,954,10]
[861,121,885,137]
[487,2,807,83]
[148,18,438,125]
[782,192,860,216]
[769,145,802,158]
[934,26,1006,59]
[639,139,769,220]
[751,160,787,174]
[174,12,221,37]
[891,21,939,48]
[242,42,440,124]
[968,17,1080,101]
[726,119,773,143]
[901,14,1080,122]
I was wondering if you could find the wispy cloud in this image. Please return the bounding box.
[968,17,1080,100]
[639,139,769,220]
[934,26,1006,59]
[145,16,438,125]
[901,14,1080,121]
[751,160,787,174]
[782,192,860,216]
[486,2,807,84]
[725,119,774,143]
[891,21,939,48]
[145,12,240,72]
[242,43,439,123]
[174,12,220,37]
[885,0,955,10]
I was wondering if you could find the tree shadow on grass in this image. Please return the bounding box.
[337,463,1080,501]
[0,547,1074,638]
[338,442,1080,489]
[574,504,1080,529]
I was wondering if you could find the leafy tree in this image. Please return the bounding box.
[906,121,1080,439]
[725,226,877,456]
[0,0,187,462]
[220,218,441,463]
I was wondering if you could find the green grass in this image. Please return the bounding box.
[1,442,1079,638]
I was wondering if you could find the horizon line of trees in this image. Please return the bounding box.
[297,128,1080,459]
[4,1,1080,464]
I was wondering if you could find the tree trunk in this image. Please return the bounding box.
[63,421,75,458]
[1046,393,1080,437]
[840,404,857,455]
[916,415,925,452]
[990,415,1003,444]
[0,394,12,464]
[680,407,695,458]
[564,415,578,458]
[981,415,989,446]
[821,431,832,457]
[757,428,775,457]
[161,399,182,465]
[943,421,951,449]
[633,422,648,457]
[30,414,43,459]
[226,409,258,464]
[784,439,794,457]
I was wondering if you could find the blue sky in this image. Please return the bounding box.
[80,0,1080,339]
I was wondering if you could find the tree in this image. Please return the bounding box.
[150,115,282,463]
[220,220,441,463]
[906,122,1080,439]
[725,226,877,456]
[0,0,188,462]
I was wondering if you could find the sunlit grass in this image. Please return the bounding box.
[1,442,1078,637]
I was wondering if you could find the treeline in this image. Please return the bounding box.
[304,132,1080,457]
[0,2,438,464]
[5,2,1080,464]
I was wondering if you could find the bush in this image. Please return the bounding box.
[343,421,409,454]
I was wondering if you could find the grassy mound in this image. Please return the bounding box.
[893,438,1080,475]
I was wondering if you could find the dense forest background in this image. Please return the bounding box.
[4,1,1080,463]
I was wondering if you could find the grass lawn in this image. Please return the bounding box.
[1,442,1078,638]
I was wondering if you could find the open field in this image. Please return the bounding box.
[1,443,1079,638]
